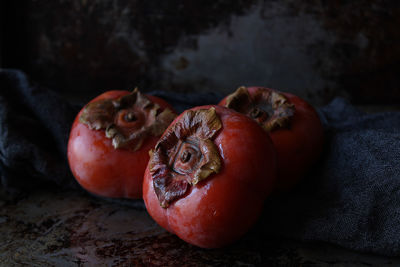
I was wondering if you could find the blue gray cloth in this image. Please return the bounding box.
[1,69,399,256]
[262,99,400,256]
[0,69,80,197]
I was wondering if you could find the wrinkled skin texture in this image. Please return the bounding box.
[220,87,324,191]
[68,90,175,199]
[143,105,276,248]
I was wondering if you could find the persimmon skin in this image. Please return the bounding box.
[219,87,324,191]
[143,105,277,248]
[67,90,175,199]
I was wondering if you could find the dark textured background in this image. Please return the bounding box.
[2,0,400,105]
[1,2,400,262]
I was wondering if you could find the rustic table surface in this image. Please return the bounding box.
[1,189,399,266]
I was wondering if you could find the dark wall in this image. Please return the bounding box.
[2,0,400,105]
[2,1,29,71]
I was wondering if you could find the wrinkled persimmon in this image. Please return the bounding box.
[219,86,324,191]
[68,89,176,199]
[143,105,276,248]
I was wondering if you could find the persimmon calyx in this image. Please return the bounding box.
[149,107,222,208]
[79,88,176,151]
[224,86,295,132]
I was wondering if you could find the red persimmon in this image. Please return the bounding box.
[68,89,176,199]
[143,105,276,248]
[219,86,324,191]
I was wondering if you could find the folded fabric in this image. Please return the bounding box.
[262,98,400,256]
[0,69,80,198]
[1,69,399,256]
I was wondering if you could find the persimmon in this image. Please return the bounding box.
[143,105,276,248]
[220,86,324,191]
[68,89,176,199]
